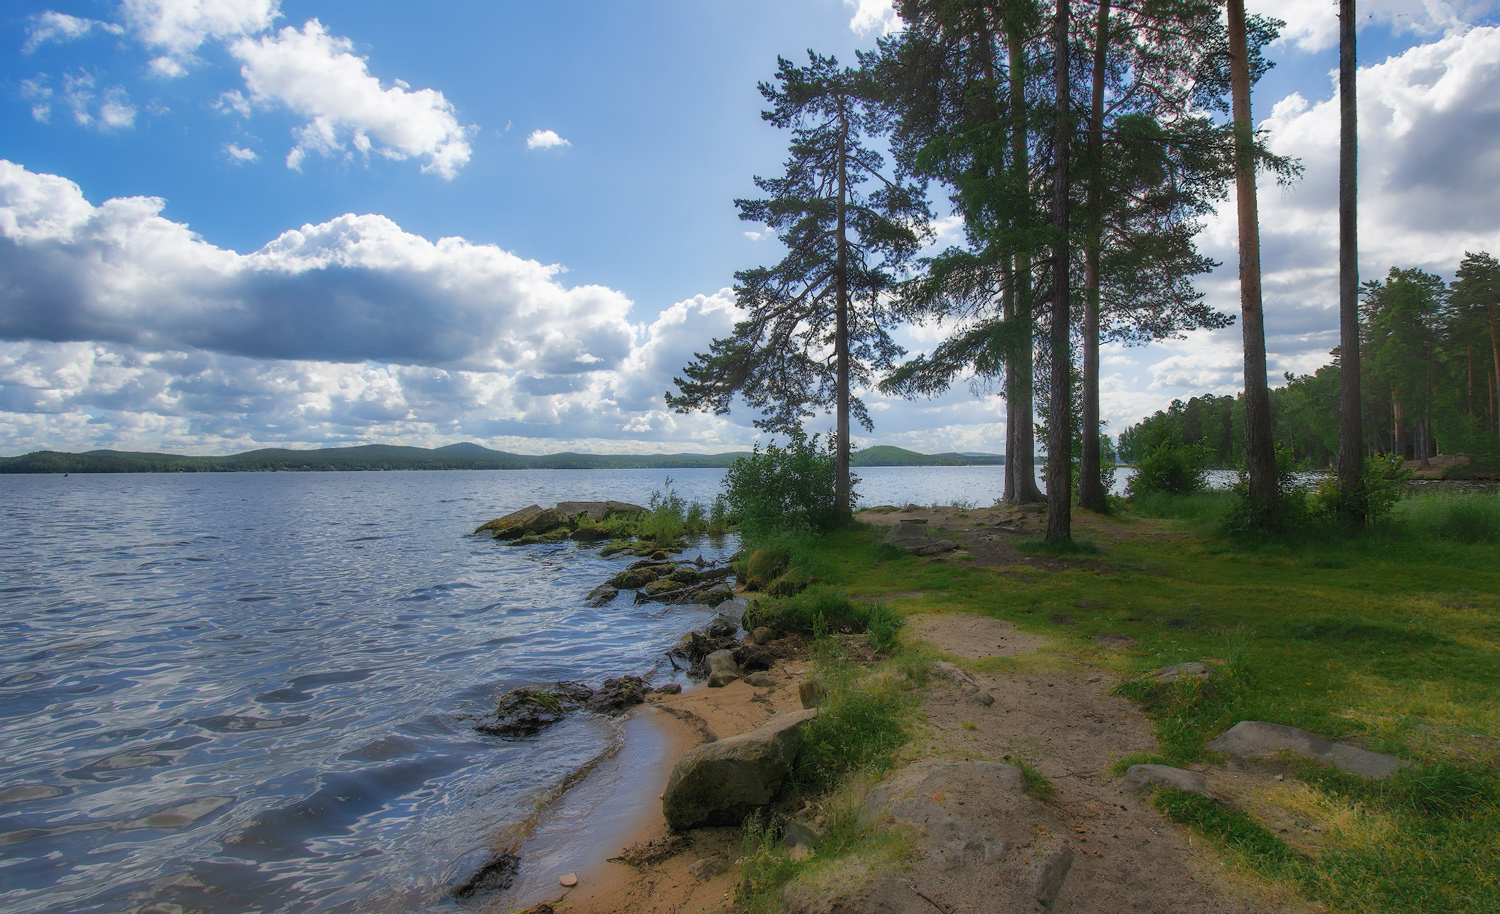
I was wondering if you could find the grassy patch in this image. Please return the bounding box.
[743,586,904,654]
[1395,493,1500,545]
[793,659,914,793]
[1152,787,1306,873]
[1016,536,1104,557]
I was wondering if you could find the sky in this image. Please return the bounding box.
[2,0,1499,457]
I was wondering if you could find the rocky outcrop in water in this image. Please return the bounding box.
[477,676,653,737]
[474,501,646,542]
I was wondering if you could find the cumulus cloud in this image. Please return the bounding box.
[0,160,633,371]
[120,0,282,75]
[525,129,571,151]
[1253,0,1497,52]
[23,12,124,54]
[844,0,903,37]
[230,20,474,178]
[223,143,258,163]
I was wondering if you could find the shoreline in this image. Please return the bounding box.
[493,636,814,914]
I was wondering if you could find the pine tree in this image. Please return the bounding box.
[1337,0,1365,521]
[666,52,928,521]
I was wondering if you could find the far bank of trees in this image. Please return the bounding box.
[1118,252,1500,471]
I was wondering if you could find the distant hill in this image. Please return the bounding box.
[1,442,1004,474]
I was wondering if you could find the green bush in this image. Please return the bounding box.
[721,429,848,545]
[1126,439,1211,497]
[1313,454,1411,526]
[742,585,903,653]
[1222,445,1312,536]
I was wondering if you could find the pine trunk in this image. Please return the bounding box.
[1079,0,1110,513]
[1337,0,1364,521]
[834,105,852,522]
[1046,0,1073,542]
[1009,23,1044,505]
[1226,0,1278,521]
[1003,256,1018,503]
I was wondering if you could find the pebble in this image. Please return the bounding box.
[559,873,578,887]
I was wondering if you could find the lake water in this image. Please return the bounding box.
[0,466,1019,914]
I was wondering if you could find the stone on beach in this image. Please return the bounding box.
[882,520,958,556]
[661,708,819,831]
[1124,763,1213,798]
[705,650,742,687]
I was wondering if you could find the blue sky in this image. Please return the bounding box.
[3,0,1499,456]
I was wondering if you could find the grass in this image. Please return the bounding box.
[785,498,1500,914]
[1394,492,1500,544]
[742,585,904,654]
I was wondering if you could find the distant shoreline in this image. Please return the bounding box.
[0,443,1005,474]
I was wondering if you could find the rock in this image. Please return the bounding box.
[715,598,751,624]
[882,520,959,557]
[780,759,1073,914]
[652,682,683,695]
[1032,845,1074,910]
[783,819,823,850]
[706,650,742,687]
[599,544,632,557]
[750,626,776,645]
[798,679,824,709]
[1150,661,1216,684]
[641,579,680,598]
[745,671,777,688]
[474,504,547,539]
[1208,721,1406,780]
[932,661,994,707]
[584,676,649,714]
[554,500,647,524]
[705,614,739,640]
[687,855,729,880]
[610,568,661,590]
[450,851,520,899]
[732,643,775,673]
[479,681,594,737]
[699,584,735,605]
[666,566,701,585]
[661,708,819,830]
[558,872,578,887]
[1124,763,1212,798]
[668,629,738,671]
[585,584,619,607]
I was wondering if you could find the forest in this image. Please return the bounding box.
[1118,254,1500,471]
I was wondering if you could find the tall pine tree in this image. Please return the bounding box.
[667,52,928,521]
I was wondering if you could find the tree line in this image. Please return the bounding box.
[1119,252,1500,471]
[669,0,1305,541]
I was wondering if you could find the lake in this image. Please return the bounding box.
[0,466,1020,914]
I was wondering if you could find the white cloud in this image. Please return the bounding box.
[224,143,258,163]
[120,0,281,74]
[525,129,571,151]
[23,12,124,54]
[843,0,903,37]
[24,72,138,130]
[743,230,769,242]
[1252,0,1497,52]
[230,20,474,178]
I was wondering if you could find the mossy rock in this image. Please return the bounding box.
[746,548,789,590]
[610,568,661,590]
[642,579,681,597]
[570,526,611,542]
[768,570,812,597]
[600,543,632,557]
[667,567,701,585]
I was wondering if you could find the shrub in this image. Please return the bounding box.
[1126,439,1211,497]
[1222,445,1312,536]
[1313,454,1411,526]
[721,429,849,545]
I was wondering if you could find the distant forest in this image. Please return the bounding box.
[1118,256,1500,470]
[0,442,1004,474]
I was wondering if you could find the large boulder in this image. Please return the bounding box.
[780,759,1074,914]
[1208,721,1405,780]
[882,520,959,557]
[584,676,649,714]
[475,501,646,540]
[662,708,818,831]
[610,567,662,590]
[706,649,743,687]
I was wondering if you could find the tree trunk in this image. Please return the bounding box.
[1008,22,1044,505]
[834,104,852,522]
[1392,393,1402,458]
[1003,256,1018,503]
[1336,0,1364,522]
[1467,342,1475,416]
[1226,0,1278,522]
[1046,0,1073,543]
[1490,308,1500,438]
[1079,0,1110,513]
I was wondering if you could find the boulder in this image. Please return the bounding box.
[554,500,647,524]
[641,579,680,598]
[779,759,1073,914]
[450,851,520,900]
[584,676,649,714]
[475,501,645,541]
[698,584,735,605]
[478,681,594,737]
[882,521,959,557]
[609,568,661,590]
[706,650,742,687]
[652,682,683,695]
[716,598,751,624]
[745,671,777,688]
[666,566,701,585]
[687,855,729,880]
[585,584,619,607]
[705,614,739,640]
[750,626,776,645]
[1124,763,1212,798]
[662,708,819,830]
[1208,721,1405,780]
[798,679,824,709]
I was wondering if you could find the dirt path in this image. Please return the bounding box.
[909,613,1313,914]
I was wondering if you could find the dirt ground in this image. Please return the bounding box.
[499,508,1322,914]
